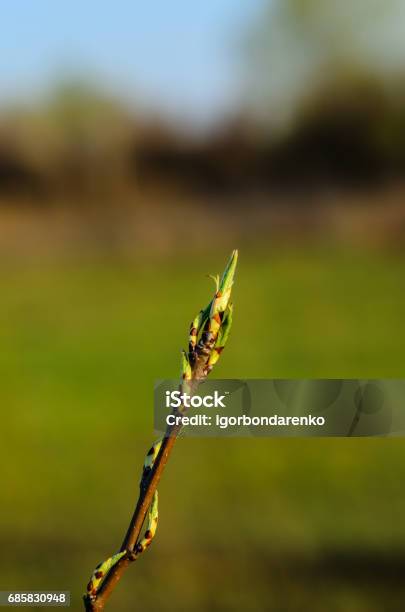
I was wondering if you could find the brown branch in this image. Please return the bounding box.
[83,249,238,611]
[84,423,181,611]
[84,376,204,612]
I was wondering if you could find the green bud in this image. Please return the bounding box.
[217,303,233,349]
[136,490,159,555]
[210,250,238,318]
[218,249,238,295]
[86,551,127,599]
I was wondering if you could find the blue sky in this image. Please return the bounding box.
[0,0,263,124]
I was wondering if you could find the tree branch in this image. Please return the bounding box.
[84,423,181,611]
[83,250,238,611]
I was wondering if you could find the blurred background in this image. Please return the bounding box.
[1,0,405,610]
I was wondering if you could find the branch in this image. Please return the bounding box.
[83,250,238,611]
[84,424,181,611]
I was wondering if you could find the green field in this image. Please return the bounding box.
[1,246,405,611]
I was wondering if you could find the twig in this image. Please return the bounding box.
[83,250,238,610]
[84,424,180,611]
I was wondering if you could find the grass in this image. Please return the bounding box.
[1,244,405,610]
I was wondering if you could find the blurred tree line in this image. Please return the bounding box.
[0,81,136,202]
[243,0,405,186]
[1,0,405,204]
